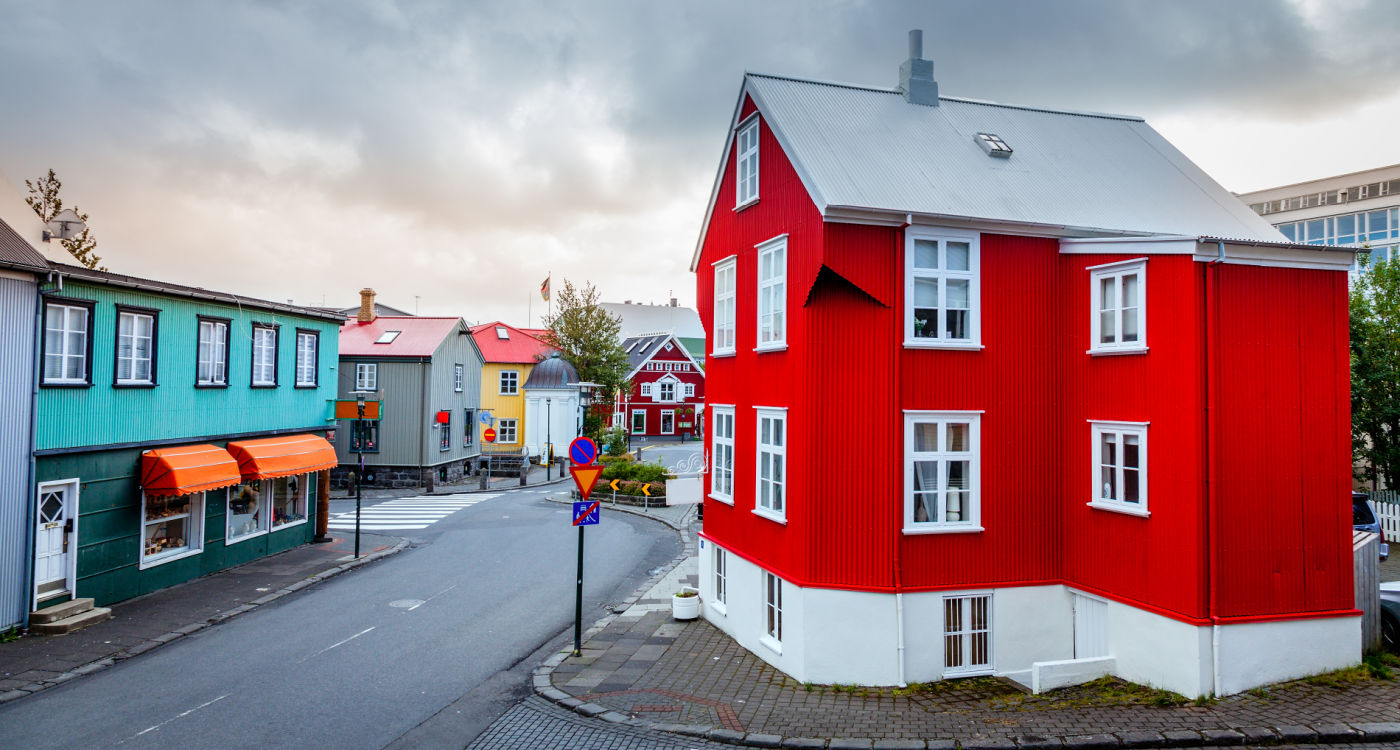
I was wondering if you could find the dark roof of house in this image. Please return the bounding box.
[49,262,346,321]
[0,216,49,273]
[624,333,674,372]
[522,353,580,389]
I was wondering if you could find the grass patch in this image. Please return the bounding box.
[0,626,18,643]
[1365,652,1400,680]
[1004,677,1191,709]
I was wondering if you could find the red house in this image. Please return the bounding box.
[613,333,706,440]
[693,32,1361,696]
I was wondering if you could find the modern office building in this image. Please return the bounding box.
[1236,163,1400,268]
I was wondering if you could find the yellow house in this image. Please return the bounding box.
[469,322,553,448]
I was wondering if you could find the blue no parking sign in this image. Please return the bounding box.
[572,500,600,526]
[569,437,598,465]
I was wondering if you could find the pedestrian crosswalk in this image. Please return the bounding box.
[327,493,499,531]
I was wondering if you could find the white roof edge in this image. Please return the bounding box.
[690,79,750,273]
[827,204,1160,239]
[1063,233,1359,253]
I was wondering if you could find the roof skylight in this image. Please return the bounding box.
[375,331,401,344]
[975,133,1013,158]
[496,326,509,340]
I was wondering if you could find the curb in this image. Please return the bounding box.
[546,493,695,531]
[0,537,410,706]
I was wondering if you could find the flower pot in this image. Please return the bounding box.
[672,587,700,620]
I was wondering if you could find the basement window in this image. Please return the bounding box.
[974,133,1012,158]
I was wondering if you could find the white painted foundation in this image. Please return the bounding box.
[699,539,1361,695]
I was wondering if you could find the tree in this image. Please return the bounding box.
[25,169,105,270]
[541,279,631,403]
[1352,254,1400,489]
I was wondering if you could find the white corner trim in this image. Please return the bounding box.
[752,507,787,525]
[1084,257,1151,272]
[711,254,738,267]
[903,525,986,535]
[1087,500,1151,518]
[755,233,789,250]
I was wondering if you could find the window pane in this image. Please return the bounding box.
[1122,307,1139,342]
[914,239,938,269]
[1121,274,1139,308]
[1369,211,1388,240]
[228,483,262,538]
[913,460,939,491]
[1124,468,1140,504]
[946,423,969,452]
[1101,465,1116,501]
[1099,277,1116,312]
[946,241,970,271]
[913,422,938,452]
[772,418,783,447]
[914,493,936,523]
[945,309,967,339]
[1123,434,1140,469]
[1099,310,1116,343]
[946,279,969,308]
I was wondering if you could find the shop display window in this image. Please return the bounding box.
[227,482,268,542]
[272,474,309,528]
[142,492,204,566]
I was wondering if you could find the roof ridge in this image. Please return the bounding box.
[745,70,1143,122]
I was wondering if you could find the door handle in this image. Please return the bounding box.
[64,518,74,534]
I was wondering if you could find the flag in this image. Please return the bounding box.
[540,275,550,301]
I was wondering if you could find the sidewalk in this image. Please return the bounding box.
[0,531,404,705]
[533,524,1400,748]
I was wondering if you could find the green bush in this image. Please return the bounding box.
[601,427,629,456]
[601,459,671,485]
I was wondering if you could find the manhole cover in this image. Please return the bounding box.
[389,599,425,609]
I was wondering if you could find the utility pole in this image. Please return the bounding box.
[355,394,365,558]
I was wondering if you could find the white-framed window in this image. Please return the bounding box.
[295,330,318,387]
[659,381,676,402]
[736,116,759,207]
[500,370,519,395]
[763,571,783,651]
[197,318,228,386]
[661,409,675,434]
[906,228,980,348]
[1089,421,1148,516]
[710,405,734,503]
[251,325,277,386]
[943,593,993,675]
[713,546,728,612]
[440,413,452,451]
[271,474,310,528]
[227,482,269,542]
[755,408,786,522]
[454,363,464,392]
[355,362,377,391]
[42,301,90,384]
[684,383,695,398]
[640,382,653,397]
[756,236,786,350]
[905,412,981,533]
[1089,259,1147,354]
[631,409,646,434]
[116,310,156,386]
[497,418,517,443]
[142,491,205,567]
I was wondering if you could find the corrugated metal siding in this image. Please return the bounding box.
[36,281,339,451]
[0,276,37,628]
[1214,264,1353,617]
[476,362,532,447]
[336,360,426,466]
[428,327,483,462]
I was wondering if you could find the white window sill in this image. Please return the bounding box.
[752,507,787,525]
[903,525,984,535]
[139,546,203,570]
[904,340,985,351]
[753,343,787,353]
[734,197,759,212]
[711,349,736,358]
[272,518,308,531]
[710,600,727,617]
[226,529,269,546]
[1087,346,1149,357]
[709,493,734,506]
[1087,500,1150,518]
[116,380,155,386]
[759,635,783,655]
[943,667,994,678]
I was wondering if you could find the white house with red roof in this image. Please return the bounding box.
[334,289,484,489]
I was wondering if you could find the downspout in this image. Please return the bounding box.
[1205,241,1225,697]
[894,216,912,687]
[420,360,428,491]
[21,272,49,628]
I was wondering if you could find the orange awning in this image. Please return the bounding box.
[226,433,339,480]
[141,445,242,497]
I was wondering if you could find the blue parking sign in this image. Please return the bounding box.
[572,500,600,526]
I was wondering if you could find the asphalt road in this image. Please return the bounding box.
[0,484,681,750]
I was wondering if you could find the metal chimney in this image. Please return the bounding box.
[898,29,939,106]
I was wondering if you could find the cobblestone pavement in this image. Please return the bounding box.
[467,696,732,749]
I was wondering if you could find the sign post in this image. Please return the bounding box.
[568,437,603,656]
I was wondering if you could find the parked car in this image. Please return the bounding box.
[1354,492,1390,562]
[1380,584,1400,654]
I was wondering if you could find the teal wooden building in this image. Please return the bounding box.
[32,263,342,610]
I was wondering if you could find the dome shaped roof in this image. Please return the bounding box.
[522,352,580,389]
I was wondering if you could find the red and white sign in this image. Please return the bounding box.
[484,427,496,442]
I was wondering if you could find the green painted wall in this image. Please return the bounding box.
[37,280,341,451]
[37,445,317,607]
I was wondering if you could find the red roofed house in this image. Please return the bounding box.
[693,32,1362,697]
[613,333,706,441]
[469,321,556,453]
[334,289,484,489]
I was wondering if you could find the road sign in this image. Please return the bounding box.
[641,483,652,497]
[479,410,494,426]
[572,500,600,526]
[570,464,604,501]
[334,400,381,420]
[609,479,622,491]
[569,437,598,465]
[484,427,496,442]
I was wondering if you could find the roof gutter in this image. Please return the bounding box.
[51,266,345,322]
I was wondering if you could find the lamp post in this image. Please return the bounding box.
[354,392,365,558]
[546,397,553,480]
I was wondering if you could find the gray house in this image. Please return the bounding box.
[0,185,50,631]
[333,290,484,489]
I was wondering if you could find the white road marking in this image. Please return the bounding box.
[407,584,458,611]
[125,694,229,741]
[327,493,498,530]
[303,626,375,661]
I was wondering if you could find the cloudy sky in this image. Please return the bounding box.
[2,0,1397,322]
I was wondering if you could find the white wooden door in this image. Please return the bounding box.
[34,481,76,602]
[1073,593,1108,659]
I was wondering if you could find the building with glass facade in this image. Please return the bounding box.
[1237,163,1400,269]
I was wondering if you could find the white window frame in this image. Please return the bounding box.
[227,482,270,544]
[43,302,90,385]
[658,380,676,402]
[660,409,675,435]
[735,116,759,208]
[712,546,728,615]
[252,325,277,386]
[270,474,311,530]
[640,382,653,398]
[631,409,646,435]
[755,235,787,351]
[904,227,982,349]
[904,411,982,534]
[197,319,228,386]
[454,363,464,392]
[500,370,519,395]
[710,405,735,504]
[761,571,783,653]
[497,418,518,444]
[355,362,377,391]
[943,592,993,676]
[684,383,695,398]
[141,491,205,568]
[754,407,787,524]
[116,310,156,386]
[1088,420,1149,517]
[1088,258,1148,355]
[295,331,318,387]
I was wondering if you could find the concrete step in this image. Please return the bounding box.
[30,597,95,624]
[29,606,111,635]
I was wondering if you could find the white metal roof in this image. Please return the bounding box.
[601,302,705,339]
[692,72,1286,269]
